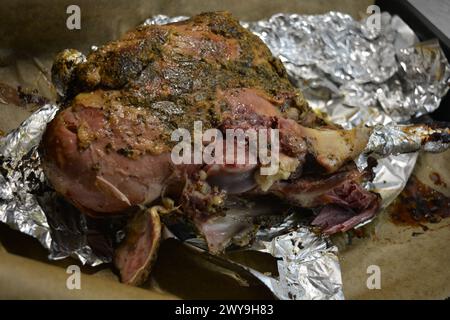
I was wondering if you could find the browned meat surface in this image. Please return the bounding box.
[41,12,380,279]
[42,92,173,214]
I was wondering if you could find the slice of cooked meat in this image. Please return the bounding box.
[114,207,162,285]
[41,12,380,270]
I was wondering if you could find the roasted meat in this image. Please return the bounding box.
[114,207,162,285]
[41,12,380,283]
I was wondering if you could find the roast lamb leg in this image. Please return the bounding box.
[41,12,383,283]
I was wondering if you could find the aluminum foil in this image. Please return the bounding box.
[364,124,450,157]
[245,12,449,125]
[0,105,57,253]
[1,11,450,300]
[357,123,450,208]
[165,222,343,300]
[244,12,449,212]
[0,104,110,265]
[252,228,343,300]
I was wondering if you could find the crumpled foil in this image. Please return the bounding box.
[1,12,450,299]
[0,105,57,252]
[245,12,449,125]
[252,228,343,300]
[246,12,450,214]
[356,123,450,207]
[0,104,109,265]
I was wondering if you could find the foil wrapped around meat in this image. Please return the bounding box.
[1,11,449,300]
[244,11,449,213]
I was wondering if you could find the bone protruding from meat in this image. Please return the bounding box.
[255,154,299,192]
[364,123,450,157]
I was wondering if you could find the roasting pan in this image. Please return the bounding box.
[0,0,449,300]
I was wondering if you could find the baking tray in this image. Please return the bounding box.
[0,0,449,300]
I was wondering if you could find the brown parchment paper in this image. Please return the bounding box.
[0,249,177,300]
[338,150,450,300]
[339,212,450,299]
[0,0,449,300]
